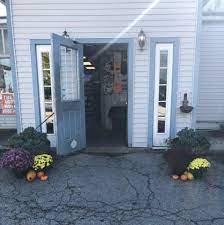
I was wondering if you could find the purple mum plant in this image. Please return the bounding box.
[0,148,33,172]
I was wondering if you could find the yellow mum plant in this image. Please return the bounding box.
[187,158,211,179]
[33,154,53,171]
[188,158,211,170]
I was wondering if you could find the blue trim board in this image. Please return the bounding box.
[5,0,21,132]
[30,39,50,131]
[192,0,203,129]
[76,38,133,44]
[77,38,134,147]
[148,37,179,147]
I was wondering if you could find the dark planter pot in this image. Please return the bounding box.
[189,168,208,179]
[35,165,53,174]
[12,169,27,179]
[164,149,194,176]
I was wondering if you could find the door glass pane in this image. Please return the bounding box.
[159,69,167,84]
[39,50,54,134]
[156,48,170,134]
[158,119,165,133]
[43,70,51,85]
[3,30,9,55]
[60,46,80,101]
[0,30,3,55]
[45,102,52,112]
[159,86,166,101]
[158,102,166,117]
[46,117,54,134]
[160,50,168,67]
[42,52,50,69]
[44,87,52,100]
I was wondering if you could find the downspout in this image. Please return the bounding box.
[191,0,203,129]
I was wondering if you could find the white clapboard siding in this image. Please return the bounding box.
[197,21,224,130]
[10,0,198,147]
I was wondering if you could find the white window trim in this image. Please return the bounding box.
[153,43,173,147]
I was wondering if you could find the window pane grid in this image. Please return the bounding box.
[41,52,54,134]
[157,49,168,133]
[0,30,3,54]
[60,46,80,101]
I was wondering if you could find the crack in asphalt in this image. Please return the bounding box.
[0,152,223,225]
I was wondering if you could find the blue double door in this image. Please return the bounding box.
[51,33,86,155]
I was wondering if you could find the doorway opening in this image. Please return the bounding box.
[83,43,128,147]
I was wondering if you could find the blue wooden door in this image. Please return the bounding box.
[51,33,86,155]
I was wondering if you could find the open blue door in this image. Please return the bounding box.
[51,33,86,155]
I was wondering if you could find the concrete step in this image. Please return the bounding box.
[84,146,133,155]
[209,137,224,151]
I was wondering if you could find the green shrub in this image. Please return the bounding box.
[8,127,50,153]
[167,127,210,154]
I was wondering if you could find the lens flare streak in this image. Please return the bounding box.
[92,0,161,59]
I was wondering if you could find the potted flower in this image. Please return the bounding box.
[33,154,53,172]
[0,148,33,178]
[187,158,211,179]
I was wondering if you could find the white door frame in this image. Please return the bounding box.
[36,45,56,147]
[153,43,174,146]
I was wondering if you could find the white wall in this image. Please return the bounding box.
[197,20,224,130]
[10,0,198,147]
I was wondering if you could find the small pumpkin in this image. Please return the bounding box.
[37,171,45,179]
[186,172,194,180]
[171,175,179,180]
[26,170,37,182]
[180,174,188,181]
[40,175,48,181]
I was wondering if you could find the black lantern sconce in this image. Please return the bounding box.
[180,93,193,113]
[62,29,70,39]
[138,29,146,50]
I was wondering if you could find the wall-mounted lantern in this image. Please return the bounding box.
[62,29,70,38]
[138,29,146,50]
[180,93,193,113]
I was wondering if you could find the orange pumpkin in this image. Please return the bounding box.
[171,175,179,180]
[37,171,45,179]
[186,172,194,180]
[26,170,36,182]
[40,175,48,181]
[180,174,188,181]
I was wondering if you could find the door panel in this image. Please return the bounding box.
[153,44,173,147]
[51,33,86,155]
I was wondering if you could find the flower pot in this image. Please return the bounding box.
[189,168,208,179]
[12,169,27,179]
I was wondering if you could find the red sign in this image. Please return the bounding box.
[0,93,16,115]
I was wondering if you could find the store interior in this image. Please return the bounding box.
[83,43,128,147]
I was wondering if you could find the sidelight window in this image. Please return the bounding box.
[36,46,54,134]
